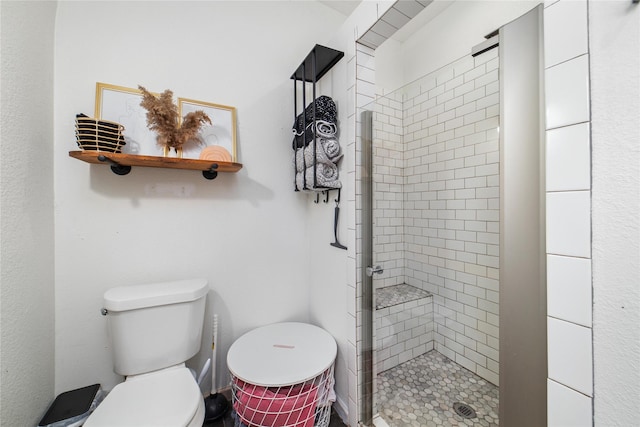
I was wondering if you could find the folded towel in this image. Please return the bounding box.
[320,137,341,159]
[315,120,337,137]
[292,120,338,149]
[296,163,341,190]
[293,95,337,132]
[294,138,343,172]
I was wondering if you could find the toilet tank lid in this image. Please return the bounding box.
[104,278,208,312]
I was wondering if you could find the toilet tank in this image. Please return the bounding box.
[103,278,208,376]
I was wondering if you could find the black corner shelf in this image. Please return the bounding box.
[291,45,345,82]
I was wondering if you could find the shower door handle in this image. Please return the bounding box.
[366,265,384,277]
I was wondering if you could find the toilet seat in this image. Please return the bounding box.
[84,366,204,427]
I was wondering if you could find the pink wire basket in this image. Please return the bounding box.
[231,365,334,427]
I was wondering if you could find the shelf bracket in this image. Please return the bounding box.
[202,163,219,180]
[97,155,132,176]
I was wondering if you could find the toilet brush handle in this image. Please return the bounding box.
[211,314,218,395]
[198,358,211,386]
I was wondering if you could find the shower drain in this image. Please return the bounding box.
[453,402,477,419]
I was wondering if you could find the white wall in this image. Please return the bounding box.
[53,0,348,402]
[590,1,640,425]
[0,1,57,425]
[376,0,540,95]
[305,61,351,418]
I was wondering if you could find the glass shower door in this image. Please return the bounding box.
[362,48,504,426]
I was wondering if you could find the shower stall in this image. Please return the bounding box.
[357,5,546,427]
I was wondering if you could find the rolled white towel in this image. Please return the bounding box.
[314,120,337,139]
[296,163,341,190]
[320,137,341,160]
[291,120,338,149]
[293,139,343,172]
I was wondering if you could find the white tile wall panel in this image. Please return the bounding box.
[547,254,592,327]
[546,123,591,192]
[455,353,476,372]
[476,366,499,387]
[546,191,591,258]
[548,317,593,396]
[478,320,499,339]
[543,0,588,68]
[548,379,592,427]
[545,54,590,129]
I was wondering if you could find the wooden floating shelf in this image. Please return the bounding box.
[69,150,242,180]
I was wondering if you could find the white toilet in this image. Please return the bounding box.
[84,278,208,427]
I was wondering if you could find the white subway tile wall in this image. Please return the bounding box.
[370,48,501,386]
[375,292,434,373]
[353,41,377,427]
[372,90,405,290]
[544,1,593,425]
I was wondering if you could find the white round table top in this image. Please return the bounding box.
[227,322,337,387]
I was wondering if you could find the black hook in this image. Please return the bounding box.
[324,191,330,204]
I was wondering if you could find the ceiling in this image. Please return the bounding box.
[318,1,362,17]
[318,1,453,44]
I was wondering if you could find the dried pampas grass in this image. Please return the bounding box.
[138,85,211,149]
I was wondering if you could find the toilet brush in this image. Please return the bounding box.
[203,314,229,423]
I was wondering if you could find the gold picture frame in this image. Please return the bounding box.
[94,82,163,156]
[178,98,237,162]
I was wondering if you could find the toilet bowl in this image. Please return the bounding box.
[84,278,208,427]
[85,365,204,427]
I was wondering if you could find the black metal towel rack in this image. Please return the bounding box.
[291,45,347,250]
[290,44,344,198]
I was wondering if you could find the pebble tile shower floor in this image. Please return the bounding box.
[376,350,499,426]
